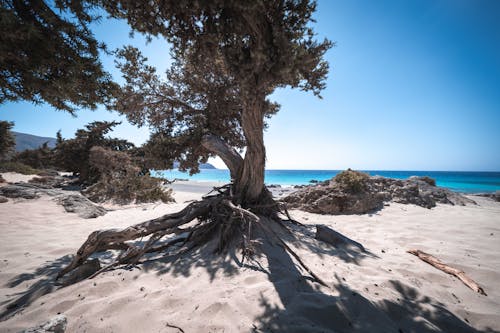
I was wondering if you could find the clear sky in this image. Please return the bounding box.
[1,0,499,171]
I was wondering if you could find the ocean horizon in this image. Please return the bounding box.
[153,169,500,194]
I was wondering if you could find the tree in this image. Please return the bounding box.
[54,121,134,183]
[108,0,331,205]
[14,141,54,169]
[0,120,15,161]
[59,1,332,283]
[0,0,116,112]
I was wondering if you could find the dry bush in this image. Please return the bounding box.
[419,176,436,186]
[333,169,370,194]
[14,143,55,170]
[37,169,60,177]
[0,161,40,175]
[84,146,173,204]
[28,176,56,185]
[53,121,134,185]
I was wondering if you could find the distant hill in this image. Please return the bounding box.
[200,163,216,169]
[13,131,57,152]
[172,161,216,169]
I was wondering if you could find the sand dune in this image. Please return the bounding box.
[0,179,499,332]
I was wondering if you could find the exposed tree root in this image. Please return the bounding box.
[408,249,487,296]
[57,186,329,288]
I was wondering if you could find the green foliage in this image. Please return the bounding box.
[54,121,134,184]
[56,130,63,145]
[14,142,55,169]
[84,146,173,204]
[0,0,117,112]
[36,169,60,177]
[419,176,436,187]
[28,175,54,185]
[107,0,331,173]
[0,120,15,161]
[0,161,40,175]
[334,169,370,194]
[2,1,332,194]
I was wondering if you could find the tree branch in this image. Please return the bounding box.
[201,134,243,179]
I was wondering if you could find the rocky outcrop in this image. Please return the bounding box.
[21,314,67,333]
[0,195,8,203]
[0,183,107,219]
[475,191,500,202]
[282,172,475,215]
[56,194,107,218]
[0,183,44,199]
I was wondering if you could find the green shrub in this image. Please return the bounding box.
[28,176,54,184]
[14,143,55,170]
[419,176,436,186]
[0,161,40,175]
[333,169,370,194]
[37,169,60,177]
[0,121,15,161]
[54,121,134,184]
[84,147,174,204]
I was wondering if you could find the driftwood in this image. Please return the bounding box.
[315,225,366,252]
[408,249,487,296]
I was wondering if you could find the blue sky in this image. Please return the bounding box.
[1,0,499,171]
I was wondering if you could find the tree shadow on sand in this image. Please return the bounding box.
[0,255,72,321]
[108,217,497,333]
[252,228,498,333]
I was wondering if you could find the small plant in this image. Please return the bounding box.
[0,161,40,175]
[37,169,60,177]
[419,176,436,186]
[334,169,370,194]
[28,176,54,185]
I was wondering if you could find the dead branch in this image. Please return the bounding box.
[58,199,213,279]
[408,249,487,296]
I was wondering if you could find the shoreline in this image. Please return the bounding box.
[154,169,500,194]
[164,178,500,200]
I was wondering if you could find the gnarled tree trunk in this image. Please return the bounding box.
[236,98,266,205]
[202,97,268,207]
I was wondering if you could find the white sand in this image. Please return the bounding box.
[0,178,499,332]
[0,172,37,184]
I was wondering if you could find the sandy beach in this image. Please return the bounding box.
[0,176,499,332]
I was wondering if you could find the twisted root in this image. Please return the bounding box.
[58,187,328,288]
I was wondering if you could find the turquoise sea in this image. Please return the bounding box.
[153,169,500,194]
